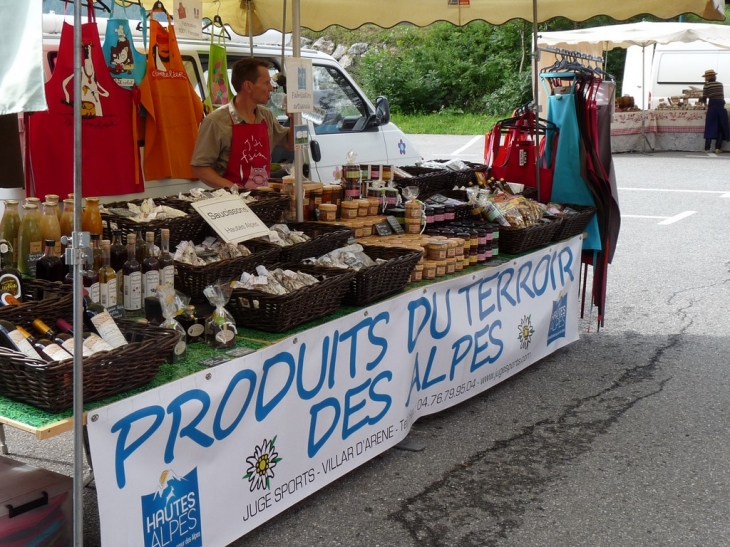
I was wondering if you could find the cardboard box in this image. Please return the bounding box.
[0,456,73,545]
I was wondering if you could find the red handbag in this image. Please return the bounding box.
[484,111,559,202]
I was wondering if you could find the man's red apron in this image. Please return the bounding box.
[138,9,203,181]
[223,117,271,189]
[26,17,142,198]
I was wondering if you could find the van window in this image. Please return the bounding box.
[657,52,716,85]
[308,65,367,135]
[183,55,206,99]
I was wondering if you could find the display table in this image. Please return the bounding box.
[0,236,583,547]
[610,109,728,153]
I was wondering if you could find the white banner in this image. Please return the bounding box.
[88,236,582,547]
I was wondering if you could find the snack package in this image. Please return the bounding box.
[203,280,237,349]
[157,284,188,362]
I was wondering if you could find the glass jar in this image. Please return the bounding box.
[45,194,62,221]
[60,198,74,238]
[18,203,43,275]
[40,202,62,256]
[0,200,21,268]
[82,197,104,236]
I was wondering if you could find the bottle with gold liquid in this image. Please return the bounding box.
[0,200,20,268]
[40,201,62,256]
[82,197,104,236]
[59,198,74,238]
[18,203,43,276]
[98,241,118,309]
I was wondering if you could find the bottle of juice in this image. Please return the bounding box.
[82,197,104,237]
[0,200,20,268]
[40,201,62,256]
[60,198,74,238]
[18,203,43,276]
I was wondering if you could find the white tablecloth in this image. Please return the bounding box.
[610,109,720,153]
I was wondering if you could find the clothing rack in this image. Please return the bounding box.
[536,46,604,64]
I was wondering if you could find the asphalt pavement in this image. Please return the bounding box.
[4,141,730,546]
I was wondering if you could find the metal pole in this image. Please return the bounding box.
[72,1,84,544]
[248,0,253,56]
[532,0,541,200]
[293,0,304,222]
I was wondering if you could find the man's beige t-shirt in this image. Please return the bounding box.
[190,101,289,176]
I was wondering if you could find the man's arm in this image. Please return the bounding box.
[191,165,236,190]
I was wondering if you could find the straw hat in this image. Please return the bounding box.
[703,69,718,79]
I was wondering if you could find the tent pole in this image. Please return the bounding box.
[640,44,653,154]
[293,0,304,222]
[72,1,85,545]
[532,0,541,200]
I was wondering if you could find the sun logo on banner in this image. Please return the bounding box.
[517,315,535,350]
[244,437,282,492]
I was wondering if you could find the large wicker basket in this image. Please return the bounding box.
[227,263,355,333]
[161,192,291,224]
[394,166,456,201]
[552,205,596,241]
[498,219,562,255]
[0,303,179,413]
[341,245,423,306]
[255,222,353,263]
[175,242,281,303]
[101,199,208,249]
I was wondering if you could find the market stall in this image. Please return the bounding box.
[611,108,719,152]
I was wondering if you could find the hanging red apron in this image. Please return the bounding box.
[26,16,142,198]
[223,117,271,189]
[138,8,203,180]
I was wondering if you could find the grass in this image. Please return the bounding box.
[391,111,506,135]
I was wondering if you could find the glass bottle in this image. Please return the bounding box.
[110,229,128,305]
[36,239,65,282]
[90,233,103,271]
[40,201,62,256]
[82,247,100,303]
[123,234,142,311]
[44,194,62,221]
[83,293,128,348]
[18,203,43,276]
[15,325,70,362]
[82,197,104,236]
[56,316,113,355]
[33,318,91,358]
[98,241,118,309]
[60,198,74,238]
[0,240,22,301]
[0,319,44,360]
[135,226,147,263]
[141,231,160,299]
[0,200,20,268]
[159,228,174,288]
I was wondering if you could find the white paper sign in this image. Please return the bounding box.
[284,57,314,113]
[191,195,270,244]
[174,0,203,39]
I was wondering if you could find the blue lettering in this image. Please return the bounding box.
[497,268,517,309]
[368,370,393,424]
[405,356,422,407]
[477,271,499,321]
[429,290,452,340]
[342,379,371,439]
[111,406,165,488]
[516,261,535,302]
[449,334,473,381]
[533,254,551,296]
[308,398,340,457]
[558,247,575,287]
[458,279,481,326]
[421,346,446,389]
[407,297,431,353]
[365,312,389,371]
[296,341,327,400]
[339,317,374,379]
[165,390,214,464]
[213,369,256,440]
[489,320,504,361]
[256,353,295,421]
[470,323,495,372]
[327,330,339,389]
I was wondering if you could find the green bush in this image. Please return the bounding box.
[482,70,533,115]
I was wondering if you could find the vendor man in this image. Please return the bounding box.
[191,58,294,189]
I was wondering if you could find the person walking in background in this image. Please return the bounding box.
[700,69,730,153]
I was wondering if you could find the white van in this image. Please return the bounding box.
[623,40,730,109]
[35,13,422,202]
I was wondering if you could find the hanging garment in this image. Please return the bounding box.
[594,80,620,265]
[26,17,142,198]
[0,115,24,188]
[138,7,204,180]
[704,99,730,142]
[102,0,147,88]
[223,117,271,189]
[541,72,601,252]
[206,27,233,108]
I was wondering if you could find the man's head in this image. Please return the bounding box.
[231,58,274,105]
[703,69,718,82]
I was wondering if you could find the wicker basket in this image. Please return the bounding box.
[175,242,282,303]
[101,199,208,248]
[254,222,353,263]
[161,192,291,224]
[552,205,596,241]
[0,307,179,413]
[395,166,457,200]
[498,219,562,255]
[341,245,423,306]
[21,279,73,303]
[227,263,355,333]
[0,292,74,325]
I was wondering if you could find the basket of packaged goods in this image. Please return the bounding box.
[548,203,597,242]
[0,290,74,327]
[161,188,291,224]
[227,263,356,333]
[250,222,354,263]
[306,243,424,306]
[481,194,562,255]
[394,165,457,201]
[101,197,208,248]
[0,299,180,413]
[173,237,282,303]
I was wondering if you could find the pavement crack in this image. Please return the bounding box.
[390,336,677,547]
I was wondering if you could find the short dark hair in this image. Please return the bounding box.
[230,58,271,93]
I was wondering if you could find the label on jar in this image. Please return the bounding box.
[162,265,175,288]
[89,281,100,304]
[188,323,205,338]
[174,340,187,356]
[100,279,118,308]
[0,272,21,298]
[90,311,128,348]
[124,272,142,311]
[142,270,160,299]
